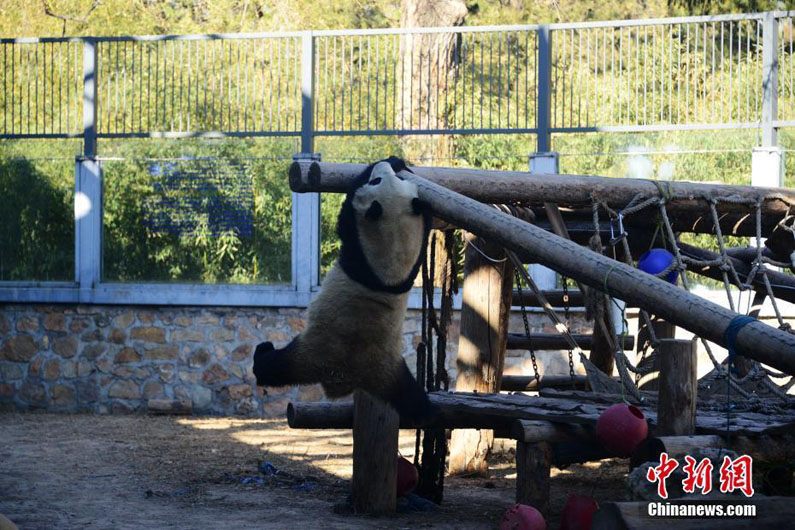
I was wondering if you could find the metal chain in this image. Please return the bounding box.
[562,277,575,380]
[515,269,540,386]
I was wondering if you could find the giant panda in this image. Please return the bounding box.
[253,157,435,423]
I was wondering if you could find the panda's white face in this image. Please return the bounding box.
[351,161,419,220]
[349,161,425,287]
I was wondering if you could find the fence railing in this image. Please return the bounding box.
[0,11,793,307]
[2,11,793,144]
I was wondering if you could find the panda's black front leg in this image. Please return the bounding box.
[380,360,437,426]
[253,338,301,388]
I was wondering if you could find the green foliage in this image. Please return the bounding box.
[1,1,791,286]
[100,138,294,283]
[0,148,75,281]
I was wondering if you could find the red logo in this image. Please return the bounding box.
[646,453,754,498]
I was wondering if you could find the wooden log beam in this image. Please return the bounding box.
[289,160,795,376]
[287,391,795,436]
[512,289,586,307]
[511,419,595,444]
[351,390,398,514]
[449,236,513,476]
[506,333,635,351]
[656,339,697,436]
[289,161,795,219]
[630,433,795,468]
[501,374,588,392]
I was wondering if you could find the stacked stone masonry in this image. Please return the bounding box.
[0,304,581,416]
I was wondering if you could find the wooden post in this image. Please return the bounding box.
[656,338,697,436]
[351,390,399,514]
[449,235,513,476]
[516,441,551,516]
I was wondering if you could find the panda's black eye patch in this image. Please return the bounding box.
[369,177,382,185]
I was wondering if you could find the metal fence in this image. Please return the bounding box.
[0,11,793,306]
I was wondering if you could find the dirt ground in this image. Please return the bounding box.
[0,412,628,529]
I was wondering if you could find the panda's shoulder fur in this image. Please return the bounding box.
[336,156,431,294]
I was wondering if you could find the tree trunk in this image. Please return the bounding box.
[398,0,468,159]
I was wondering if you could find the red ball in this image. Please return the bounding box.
[396,456,419,497]
[596,403,649,457]
[500,504,546,530]
[560,494,599,530]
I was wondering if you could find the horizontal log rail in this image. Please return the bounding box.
[290,160,795,376]
[511,289,585,307]
[286,392,795,436]
[506,333,635,351]
[289,161,795,218]
[501,374,588,392]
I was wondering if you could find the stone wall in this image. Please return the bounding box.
[0,304,583,416]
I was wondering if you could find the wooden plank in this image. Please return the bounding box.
[291,160,795,376]
[287,391,795,436]
[351,390,398,515]
[449,236,513,476]
[656,339,697,436]
[516,441,551,516]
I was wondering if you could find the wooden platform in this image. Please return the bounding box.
[288,390,795,437]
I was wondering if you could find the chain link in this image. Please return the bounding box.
[562,277,575,380]
[515,270,540,386]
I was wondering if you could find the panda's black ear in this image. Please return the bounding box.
[365,200,383,220]
[386,156,412,174]
[412,197,427,215]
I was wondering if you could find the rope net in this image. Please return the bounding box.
[514,187,795,412]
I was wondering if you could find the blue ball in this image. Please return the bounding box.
[637,248,678,284]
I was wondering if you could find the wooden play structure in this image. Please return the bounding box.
[286,159,795,521]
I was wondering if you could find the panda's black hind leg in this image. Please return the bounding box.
[253,338,301,387]
[382,360,437,426]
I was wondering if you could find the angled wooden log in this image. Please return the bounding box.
[290,161,795,376]
[289,161,795,219]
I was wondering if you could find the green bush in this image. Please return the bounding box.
[0,147,74,281]
[101,138,294,283]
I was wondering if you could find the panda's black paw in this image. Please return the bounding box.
[411,197,428,216]
[253,341,275,386]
